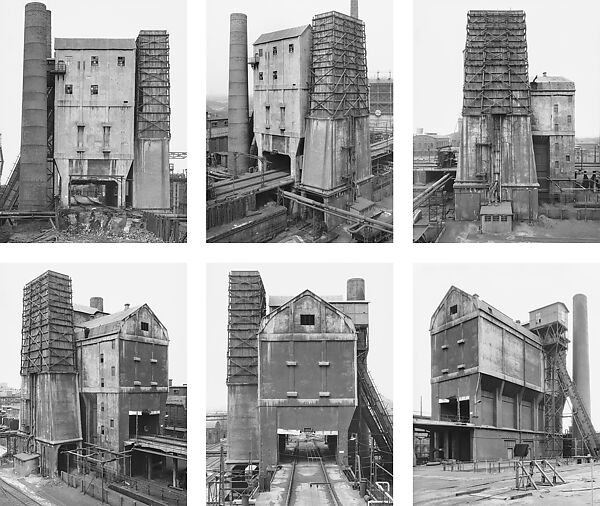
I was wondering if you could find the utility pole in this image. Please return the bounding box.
[219,444,225,505]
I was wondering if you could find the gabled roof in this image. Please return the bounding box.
[260,289,355,333]
[81,305,142,329]
[73,303,106,316]
[254,25,310,45]
[431,286,540,343]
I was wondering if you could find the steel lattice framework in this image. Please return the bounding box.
[21,271,76,374]
[226,272,266,385]
[309,11,369,118]
[135,30,171,139]
[529,320,568,457]
[463,10,531,116]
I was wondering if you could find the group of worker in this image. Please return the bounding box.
[574,170,600,190]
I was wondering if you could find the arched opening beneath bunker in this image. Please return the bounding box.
[69,180,119,207]
[277,430,338,464]
[57,443,78,474]
[263,151,291,174]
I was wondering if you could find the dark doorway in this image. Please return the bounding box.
[264,151,291,173]
[129,412,160,438]
[533,136,550,196]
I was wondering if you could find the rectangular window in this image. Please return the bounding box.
[101,425,105,435]
[110,419,114,428]
[300,314,315,325]
[77,125,84,148]
[100,402,104,412]
[450,305,458,315]
[117,56,125,66]
[273,70,278,80]
[554,123,559,132]
[568,95,573,104]
[101,378,104,387]
[111,366,115,377]
[265,105,271,129]
[501,215,508,222]
[289,43,294,53]
[273,46,277,55]
[484,215,491,222]
[91,56,99,67]
[91,85,98,95]
[492,215,500,222]
[259,72,264,80]
[103,126,111,149]
[65,84,73,95]
[553,104,558,114]
[566,155,571,162]
[555,143,560,154]
[100,353,104,364]
[280,106,285,128]
[567,115,572,124]
[258,48,263,57]
[111,340,115,350]
[141,322,149,331]
[555,161,560,168]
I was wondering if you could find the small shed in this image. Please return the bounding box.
[480,202,513,233]
[13,453,39,476]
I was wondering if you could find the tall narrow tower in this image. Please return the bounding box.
[20,271,82,476]
[19,2,52,211]
[573,294,591,432]
[228,13,250,176]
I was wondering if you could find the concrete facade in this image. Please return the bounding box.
[75,304,169,467]
[530,74,575,198]
[251,25,312,180]
[257,291,357,475]
[53,38,136,207]
[430,287,546,461]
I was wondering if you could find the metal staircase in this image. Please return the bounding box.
[556,355,600,456]
[0,156,20,211]
[358,365,393,461]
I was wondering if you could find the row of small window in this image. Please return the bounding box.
[259,71,278,81]
[100,420,115,435]
[99,354,157,364]
[483,215,509,222]
[65,84,100,95]
[89,56,126,67]
[258,44,294,58]
[440,339,466,349]
[264,105,286,129]
[99,377,159,387]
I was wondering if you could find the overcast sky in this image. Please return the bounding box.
[414,263,600,430]
[206,263,393,412]
[0,0,187,183]
[206,0,393,97]
[414,0,600,137]
[0,263,187,388]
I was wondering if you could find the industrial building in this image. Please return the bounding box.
[206,0,393,243]
[3,270,187,505]
[0,3,186,243]
[207,271,393,505]
[412,9,600,243]
[415,286,600,464]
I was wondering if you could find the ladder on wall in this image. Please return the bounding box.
[0,156,20,210]
[556,356,600,456]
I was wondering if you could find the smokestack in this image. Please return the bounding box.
[228,13,250,176]
[89,297,104,312]
[44,8,51,58]
[347,278,365,301]
[20,2,50,211]
[573,294,591,420]
[351,0,359,18]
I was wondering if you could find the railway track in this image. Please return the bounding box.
[285,439,341,506]
[0,477,44,506]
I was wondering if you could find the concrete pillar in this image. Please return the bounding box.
[573,294,591,420]
[351,0,358,18]
[443,430,449,460]
[495,381,505,427]
[20,2,51,211]
[228,13,250,175]
[172,458,178,488]
[146,454,152,480]
[516,388,524,430]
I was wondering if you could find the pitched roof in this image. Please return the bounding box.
[81,305,142,329]
[73,303,105,316]
[254,25,310,45]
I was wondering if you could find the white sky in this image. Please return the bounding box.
[206,263,393,412]
[0,0,187,183]
[205,0,393,97]
[414,0,600,137]
[414,263,600,430]
[0,263,187,388]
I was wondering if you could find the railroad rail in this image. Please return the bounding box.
[0,477,44,506]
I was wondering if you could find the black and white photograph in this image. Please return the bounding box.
[0,0,187,243]
[206,0,393,243]
[413,0,600,243]
[206,264,393,504]
[0,263,187,505]
[413,263,600,503]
